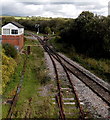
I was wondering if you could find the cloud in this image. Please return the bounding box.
[1,0,110,18]
[108,1,110,15]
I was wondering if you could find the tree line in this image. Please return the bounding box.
[58,11,110,58]
[2,16,71,34]
[2,11,110,58]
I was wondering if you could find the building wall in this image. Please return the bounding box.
[18,35,24,49]
[2,35,24,50]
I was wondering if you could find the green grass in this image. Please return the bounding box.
[12,38,58,118]
[25,38,38,45]
[2,36,58,118]
[2,54,25,118]
[67,52,110,83]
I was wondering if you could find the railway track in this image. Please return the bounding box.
[30,33,110,108]
[30,33,86,119]
[31,33,110,106]
[44,45,85,119]
[46,45,110,106]
[25,33,110,119]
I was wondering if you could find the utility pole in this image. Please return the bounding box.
[35,24,40,34]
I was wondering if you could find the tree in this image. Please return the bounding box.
[44,27,51,34]
[2,16,16,25]
[58,11,110,58]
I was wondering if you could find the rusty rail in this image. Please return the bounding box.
[44,45,65,120]
[7,54,28,118]
[31,33,85,119]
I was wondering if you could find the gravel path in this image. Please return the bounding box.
[44,52,110,119]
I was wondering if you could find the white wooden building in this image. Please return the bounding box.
[2,22,24,50]
[2,21,24,35]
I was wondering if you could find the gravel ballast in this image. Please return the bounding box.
[44,52,110,118]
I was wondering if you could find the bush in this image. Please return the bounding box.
[2,43,17,58]
[2,49,17,93]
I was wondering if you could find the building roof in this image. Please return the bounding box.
[11,21,24,28]
[2,21,24,28]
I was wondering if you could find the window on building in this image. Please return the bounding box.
[3,29,10,35]
[11,29,18,34]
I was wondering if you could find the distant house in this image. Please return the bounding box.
[2,21,24,50]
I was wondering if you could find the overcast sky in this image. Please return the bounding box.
[1,0,110,18]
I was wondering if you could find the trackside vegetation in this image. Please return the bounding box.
[2,37,58,118]
[49,39,110,83]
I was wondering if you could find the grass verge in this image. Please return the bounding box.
[2,36,58,118]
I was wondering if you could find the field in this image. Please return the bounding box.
[1,16,55,20]
[14,16,27,19]
[1,16,27,19]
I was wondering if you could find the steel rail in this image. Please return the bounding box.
[7,55,28,118]
[42,45,66,120]
[46,44,110,106]
[45,45,85,120]
[29,33,110,106]
[30,34,65,119]
[33,34,85,119]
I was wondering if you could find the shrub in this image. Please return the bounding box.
[2,43,17,58]
[2,49,17,92]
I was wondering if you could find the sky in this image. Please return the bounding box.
[1,0,110,18]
